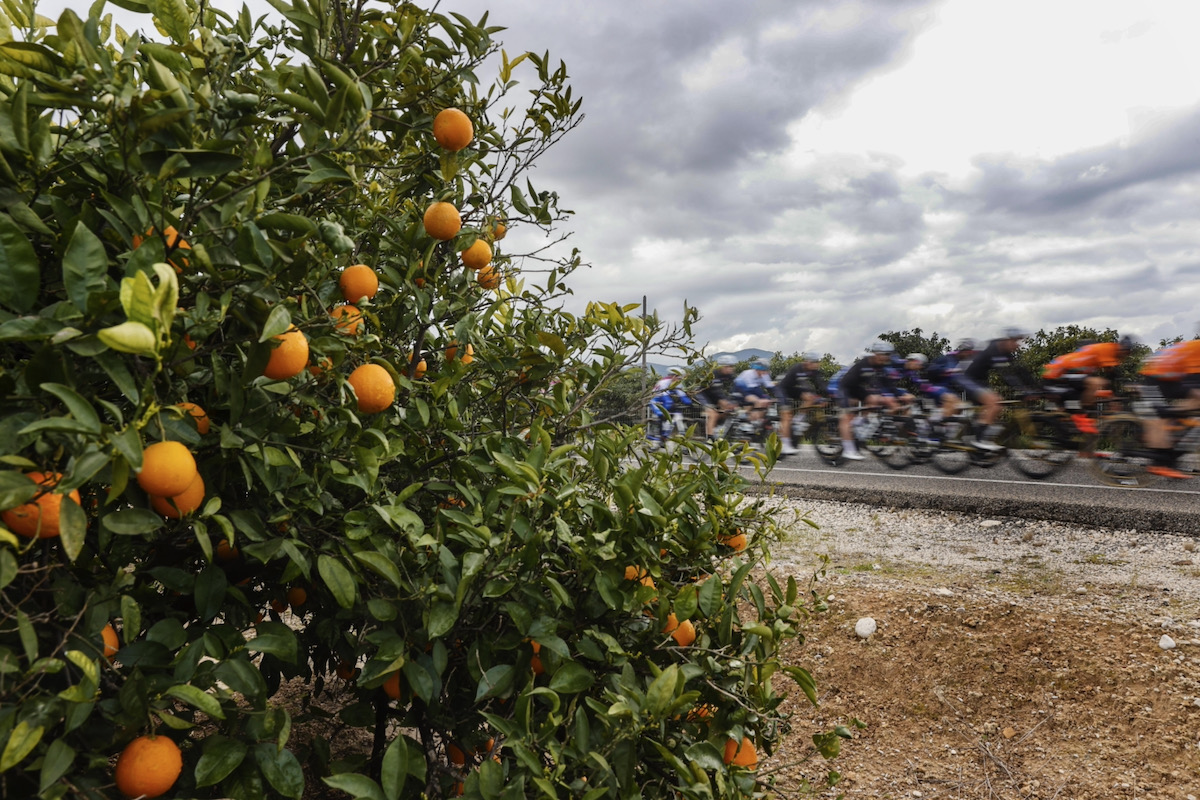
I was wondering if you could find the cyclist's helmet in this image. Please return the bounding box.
[802,351,821,363]
[869,341,894,355]
[956,338,976,353]
[716,354,737,367]
[1001,327,1029,340]
[1118,335,1136,352]
[906,353,928,366]
[751,361,770,371]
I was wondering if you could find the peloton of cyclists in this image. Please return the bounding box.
[776,351,827,455]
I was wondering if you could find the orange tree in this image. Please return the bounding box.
[0,1,839,798]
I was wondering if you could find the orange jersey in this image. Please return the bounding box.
[1042,342,1123,381]
[1141,340,1200,380]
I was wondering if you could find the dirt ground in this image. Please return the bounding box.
[766,538,1200,798]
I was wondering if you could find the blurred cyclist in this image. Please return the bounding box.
[698,355,740,440]
[926,339,976,426]
[1042,336,1134,434]
[958,328,1031,450]
[734,360,776,425]
[836,341,899,460]
[1137,339,1200,479]
[777,351,827,455]
[646,367,693,449]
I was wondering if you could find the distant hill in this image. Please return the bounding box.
[639,348,775,376]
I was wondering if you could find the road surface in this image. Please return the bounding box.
[732,446,1200,534]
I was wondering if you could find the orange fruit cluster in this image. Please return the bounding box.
[138,441,205,519]
[1,472,81,539]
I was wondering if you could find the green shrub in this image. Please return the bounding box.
[0,2,830,797]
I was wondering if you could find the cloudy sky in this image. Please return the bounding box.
[38,0,1200,361]
[440,0,1200,361]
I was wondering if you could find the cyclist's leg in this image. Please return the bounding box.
[838,390,866,459]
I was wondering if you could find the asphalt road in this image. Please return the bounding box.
[735,446,1200,534]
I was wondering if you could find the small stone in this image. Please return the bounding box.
[1159,634,1177,650]
[933,588,954,597]
[855,617,877,639]
[1183,541,1196,552]
[1002,726,1016,739]
[1075,586,1088,595]
[980,520,1002,528]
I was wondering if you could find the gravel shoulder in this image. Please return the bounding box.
[761,497,1200,799]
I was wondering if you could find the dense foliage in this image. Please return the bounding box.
[0,1,827,798]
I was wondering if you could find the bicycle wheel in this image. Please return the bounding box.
[1089,416,1157,488]
[931,439,973,474]
[1007,413,1075,480]
[813,414,843,465]
[877,416,916,470]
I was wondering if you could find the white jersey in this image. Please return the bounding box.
[734,368,773,392]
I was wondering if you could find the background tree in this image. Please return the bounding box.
[1016,325,1152,393]
[0,2,828,799]
[876,328,950,362]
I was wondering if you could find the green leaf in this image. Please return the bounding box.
[548,662,594,694]
[0,719,43,772]
[165,684,225,720]
[812,731,841,760]
[254,743,304,799]
[97,321,157,356]
[0,213,39,313]
[57,492,86,562]
[40,383,100,434]
[322,773,386,800]
[194,735,245,787]
[380,735,409,800]
[259,304,292,342]
[784,665,819,707]
[317,554,357,609]
[62,222,109,314]
[0,471,38,511]
[427,600,457,638]
[644,664,679,716]
[194,565,228,622]
[352,551,401,588]
[247,622,298,662]
[684,741,724,771]
[38,738,74,793]
[101,508,163,535]
[474,664,514,702]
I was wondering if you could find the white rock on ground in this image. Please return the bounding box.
[855,617,877,639]
[1159,634,1177,650]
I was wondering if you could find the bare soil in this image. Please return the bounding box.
[766,505,1200,799]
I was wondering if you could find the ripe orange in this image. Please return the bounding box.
[476,264,500,290]
[445,342,474,364]
[137,441,198,498]
[1,472,80,539]
[623,566,655,590]
[175,402,209,435]
[491,220,507,241]
[530,640,544,676]
[331,304,364,335]
[383,671,404,700]
[133,226,191,271]
[263,326,310,380]
[347,363,396,414]
[149,473,205,519]
[114,735,183,799]
[215,539,239,562]
[719,532,747,552]
[447,742,466,767]
[286,586,307,608]
[671,619,696,647]
[423,201,462,240]
[102,623,120,658]
[461,239,492,271]
[336,660,360,681]
[407,355,427,380]
[339,264,379,303]
[723,736,757,769]
[433,108,474,151]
